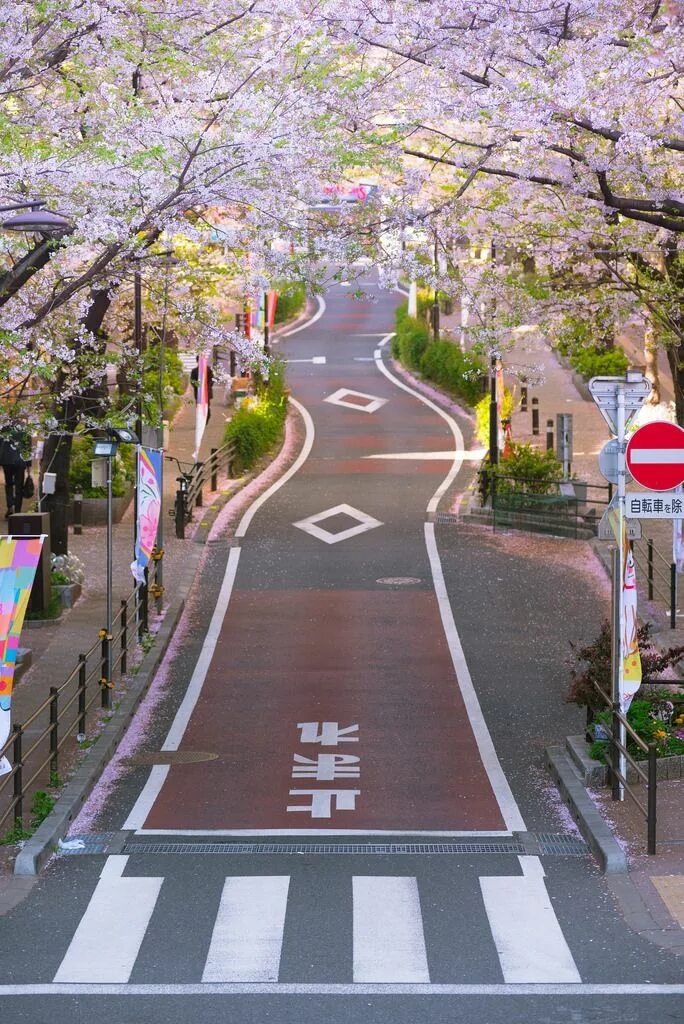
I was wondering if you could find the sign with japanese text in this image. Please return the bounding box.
[626,492,684,518]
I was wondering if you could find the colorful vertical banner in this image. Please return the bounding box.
[131,447,162,584]
[193,354,210,461]
[266,290,278,328]
[253,289,265,332]
[0,535,45,775]
[608,506,642,711]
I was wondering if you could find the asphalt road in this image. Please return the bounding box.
[1,278,682,1022]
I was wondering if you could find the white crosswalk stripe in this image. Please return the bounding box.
[51,858,581,986]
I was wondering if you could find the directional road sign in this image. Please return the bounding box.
[597,512,641,540]
[625,421,684,491]
[588,376,651,436]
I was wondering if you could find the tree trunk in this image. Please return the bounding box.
[644,314,661,405]
[666,346,684,426]
[40,288,112,552]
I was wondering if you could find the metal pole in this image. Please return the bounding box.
[648,539,654,600]
[489,352,499,467]
[647,742,657,855]
[616,384,626,799]
[133,268,143,563]
[104,453,113,709]
[671,562,677,629]
[520,385,528,412]
[610,547,622,801]
[432,235,439,341]
[531,397,539,435]
[263,291,270,355]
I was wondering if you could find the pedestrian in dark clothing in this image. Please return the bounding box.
[0,424,32,518]
[190,358,214,423]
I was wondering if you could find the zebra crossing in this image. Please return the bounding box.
[51,854,581,986]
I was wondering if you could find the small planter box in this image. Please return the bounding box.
[75,486,134,526]
[53,583,82,609]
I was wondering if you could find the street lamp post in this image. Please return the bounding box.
[93,426,138,709]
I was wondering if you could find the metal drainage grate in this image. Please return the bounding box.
[375,577,422,586]
[58,833,117,854]
[536,833,588,856]
[123,750,218,766]
[433,513,461,524]
[122,841,529,856]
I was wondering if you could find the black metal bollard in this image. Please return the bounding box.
[546,419,554,451]
[520,385,528,412]
[77,654,87,738]
[532,397,539,435]
[73,492,83,536]
[211,448,218,491]
[49,687,59,779]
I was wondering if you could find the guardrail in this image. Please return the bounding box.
[169,439,237,539]
[592,680,657,855]
[632,536,678,629]
[0,556,159,837]
[477,469,612,538]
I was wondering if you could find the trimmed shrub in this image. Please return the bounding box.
[273,281,307,323]
[419,342,484,406]
[69,434,136,498]
[224,360,288,473]
[492,442,563,495]
[569,347,629,379]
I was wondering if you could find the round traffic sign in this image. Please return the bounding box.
[626,421,684,491]
[598,439,632,486]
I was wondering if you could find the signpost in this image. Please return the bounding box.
[589,374,651,800]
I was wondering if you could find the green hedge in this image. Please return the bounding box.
[569,346,629,379]
[274,282,307,323]
[393,301,485,406]
[69,434,136,498]
[224,360,288,473]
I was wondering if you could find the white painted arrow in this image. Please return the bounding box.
[285,356,326,364]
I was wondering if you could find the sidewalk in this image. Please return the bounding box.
[439,302,684,948]
[3,377,239,849]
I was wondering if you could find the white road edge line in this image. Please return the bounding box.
[123,402,316,831]
[132,828,513,837]
[278,295,326,336]
[374,338,526,834]
[7,983,679,996]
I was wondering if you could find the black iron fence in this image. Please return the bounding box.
[0,556,159,837]
[592,680,657,855]
[170,439,237,539]
[477,468,612,538]
[632,536,678,629]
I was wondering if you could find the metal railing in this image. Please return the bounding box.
[592,680,657,855]
[0,556,160,836]
[477,469,612,538]
[170,439,237,539]
[632,536,678,629]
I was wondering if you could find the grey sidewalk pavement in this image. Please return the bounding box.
[438,302,684,939]
[9,377,238,776]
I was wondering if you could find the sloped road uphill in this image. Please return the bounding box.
[1,281,682,1024]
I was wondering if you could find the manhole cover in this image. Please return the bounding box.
[376,577,422,585]
[124,750,218,766]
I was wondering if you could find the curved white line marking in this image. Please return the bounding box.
[374,337,464,514]
[278,294,326,336]
[124,399,315,830]
[236,398,315,537]
[373,338,525,833]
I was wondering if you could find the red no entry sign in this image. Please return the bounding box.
[626,421,684,491]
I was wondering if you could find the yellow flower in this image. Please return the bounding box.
[654,729,668,742]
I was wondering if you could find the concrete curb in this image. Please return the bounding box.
[13,479,242,877]
[545,743,628,874]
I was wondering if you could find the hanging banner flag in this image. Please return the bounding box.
[0,535,45,775]
[131,447,162,584]
[193,354,210,461]
[607,506,642,711]
[266,290,278,329]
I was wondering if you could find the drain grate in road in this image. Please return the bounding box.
[536,833,589,856]
[122,840,529,856]
[58,834,589,858]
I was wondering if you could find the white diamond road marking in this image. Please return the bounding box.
[324,388,387,414]
[293,503,383,545]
